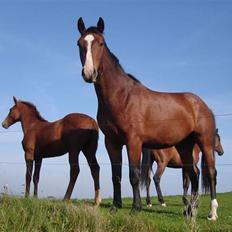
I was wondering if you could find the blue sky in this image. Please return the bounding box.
[0,0,232,200]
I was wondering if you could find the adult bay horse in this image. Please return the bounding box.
[141,129,224,208]
[2,97,101,205]
[77,17,218,220]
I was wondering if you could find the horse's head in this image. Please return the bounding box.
[2,96,21,129]
[77,17,105,83]
[215,129,224,156]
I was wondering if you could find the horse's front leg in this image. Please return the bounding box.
[126,137,142,211]
[25,157,34,197]
[33,158,42,198]
[105,137,123,210]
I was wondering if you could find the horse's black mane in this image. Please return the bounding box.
[20,101,48,122]
[127,73,141,83]
[85,27,141,84]
[106,47,141,83]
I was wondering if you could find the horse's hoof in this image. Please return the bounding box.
[95,198,102,206]
[207,213,218,221]
[130,207,141,215]
[183,209,187,217]
[183,207,192,218]
[147,204,152,208]
[109,205,118,213]
[161,203,167,207]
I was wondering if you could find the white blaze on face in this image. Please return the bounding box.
[84,34,95,79]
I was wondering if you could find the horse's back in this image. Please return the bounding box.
[62,113,98,131]
[61,113,98,150]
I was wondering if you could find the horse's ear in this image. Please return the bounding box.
[13,96,17,104]
[97,17,104,33]
[216,128,218,134]
[77,17,86,35]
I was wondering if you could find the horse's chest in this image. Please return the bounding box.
[97,114,123,142]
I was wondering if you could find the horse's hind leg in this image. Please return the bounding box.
[187,165,200,218]
[198,142,218,220]
[182,169,190,206]
[153,163,166,207]
[82,140,101,206]
[33,157,42,197]
[176,137,197,217]
[63,151,80,200]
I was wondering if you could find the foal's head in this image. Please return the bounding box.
[215,129,224,156]
[2,97,46,129]
[77,17,105,83]
[2,97,21,129]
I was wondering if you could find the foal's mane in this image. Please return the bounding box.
[20,101,48,122]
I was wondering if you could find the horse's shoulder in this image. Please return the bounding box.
[22,132,36,150]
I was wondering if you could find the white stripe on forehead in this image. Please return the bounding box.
[83,34,95,79]
[84,34,95,43]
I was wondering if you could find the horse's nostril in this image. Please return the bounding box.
[81,68,85,77]
[2,121,7,129]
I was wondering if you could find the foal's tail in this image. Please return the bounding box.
[141,148,152,189]
[201,154,210,194]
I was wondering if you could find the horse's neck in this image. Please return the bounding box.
[94,50,132,108]
[20,107,43,134]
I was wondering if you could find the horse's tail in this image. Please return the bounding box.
[201,154,210,194]
[141,148,152,189]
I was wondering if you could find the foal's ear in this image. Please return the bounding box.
[77,17,86,35]
[13,96,17,104]
[97,17,104,33]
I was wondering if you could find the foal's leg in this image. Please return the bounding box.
[33,158,42,197]
[105,137,123,209]
[82,143,101,206]
[25,159,34,197]
[63,151,80,200]
[153,163,167,206]
[145,170,152,207]
[146,158,155,207]
[126,137,142,211]
[182,169,190,206]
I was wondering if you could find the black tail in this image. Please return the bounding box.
[141,148,152,189]
[201,154,210,194]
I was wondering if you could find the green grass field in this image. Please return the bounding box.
[0,192,231,232]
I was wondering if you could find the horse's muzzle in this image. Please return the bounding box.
[82,68,98,83]
[2,120,9,129]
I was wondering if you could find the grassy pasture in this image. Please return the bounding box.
[0,192,231,232]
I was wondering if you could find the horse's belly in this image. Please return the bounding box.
[41,141,67,157]
[167,157,184,168]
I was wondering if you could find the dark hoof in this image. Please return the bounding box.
[130,208,140,215]
[130,205,141,215]
[183,205,192,218]
[109,205,118,213]
[182,198,189,206]
[183,204,198,218]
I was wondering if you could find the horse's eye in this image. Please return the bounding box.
[99,42,104,46]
